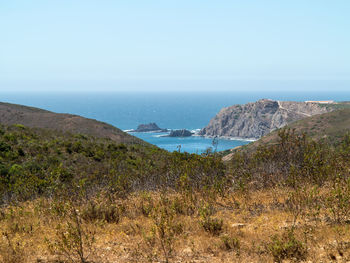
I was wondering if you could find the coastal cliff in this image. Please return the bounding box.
[199,99,332,139]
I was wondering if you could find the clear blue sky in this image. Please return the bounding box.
[1,1,349,92]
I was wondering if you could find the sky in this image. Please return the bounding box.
[1,1,350,92]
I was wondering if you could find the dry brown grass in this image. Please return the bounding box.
[1,188,350,263]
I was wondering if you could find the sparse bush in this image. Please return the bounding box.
[170,195,195,216]
[0,232,26,263]
[268,230,307,263]
[220,234,240,253]
[199,203,223,235]
[285,185,321,228]
[200,217,223,236]
[153,197,182,262]
[81,199,122,223]
[326,176,350,223]
[47,206,96,263]
[143,194,183,263]
[139,191,154,217]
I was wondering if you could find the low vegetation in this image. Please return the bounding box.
[1,121,350,262]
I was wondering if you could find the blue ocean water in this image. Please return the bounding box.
[130,131,252,153]
[0,90,349,153]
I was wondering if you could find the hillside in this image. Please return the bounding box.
[2,115,350,262]
[1,106,350,262]
[200,99,333,139]
[0,122,224,202]
[0,102,144,145]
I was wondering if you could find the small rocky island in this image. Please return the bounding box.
[168,129,193,137]
[132,123,168,132]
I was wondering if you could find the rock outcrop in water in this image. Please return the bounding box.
[168,129,193,137]
[133,123,168,132]
[199,99,332,139]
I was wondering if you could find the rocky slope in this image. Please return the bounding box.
[222,107,350,161]
[0,102,145,145]
[199,99,332,139]
[249,107,350,149]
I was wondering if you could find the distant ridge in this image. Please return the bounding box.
[0,102,145,145]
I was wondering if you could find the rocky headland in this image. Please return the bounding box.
[199,99,333,139]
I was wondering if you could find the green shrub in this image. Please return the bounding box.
[0,141,11,153]
[13,124,26,129]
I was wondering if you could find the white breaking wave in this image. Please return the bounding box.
[153,133,170,138]
[200,135,257,142]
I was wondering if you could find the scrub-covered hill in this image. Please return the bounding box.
[0,102,144,145]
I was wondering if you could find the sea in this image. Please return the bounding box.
[0,90,349,154]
